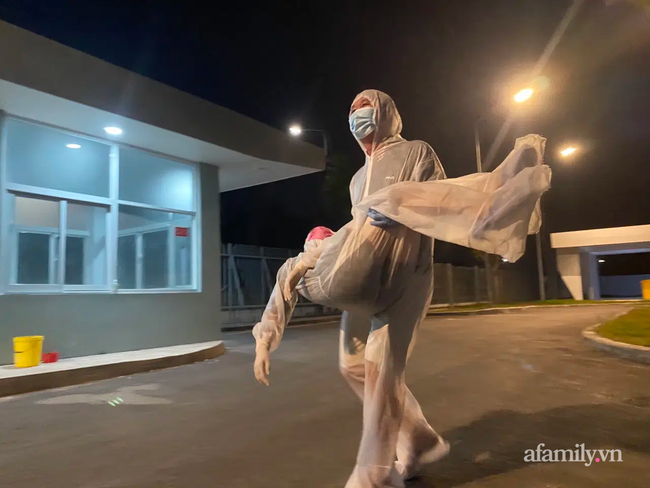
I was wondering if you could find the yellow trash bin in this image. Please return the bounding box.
[643,280,650,300]
[13,336,44,368]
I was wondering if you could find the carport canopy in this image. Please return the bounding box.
[550,224,650,300]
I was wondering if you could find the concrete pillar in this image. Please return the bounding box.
[556,250,584,300]
[582,253,601,300]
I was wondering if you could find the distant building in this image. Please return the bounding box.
[551,224,650,300]
[0,21,324,364]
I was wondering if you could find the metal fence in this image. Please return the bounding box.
[222,244,538,312]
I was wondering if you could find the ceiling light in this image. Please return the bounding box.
[66,143,81,149]
[104,126,123,136]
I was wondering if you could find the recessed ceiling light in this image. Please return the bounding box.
[66,143,81,149]
[104,126,123,136]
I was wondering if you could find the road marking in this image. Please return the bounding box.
[36,383,172,405]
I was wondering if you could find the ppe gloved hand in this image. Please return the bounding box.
[367,208,400,229]
[284,260,309,299]
[254,340,271,386]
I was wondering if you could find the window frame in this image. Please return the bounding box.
[0,114,202,296]
[5,193,111,293]
[11,224,90,286]
[117,218,195,291]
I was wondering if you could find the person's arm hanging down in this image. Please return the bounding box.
[252,228,333,385]
[252,256,301,386]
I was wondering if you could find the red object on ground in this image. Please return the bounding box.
[306,226,334,242]
[42,352,59,363]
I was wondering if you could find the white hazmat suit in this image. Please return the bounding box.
[253,89,551,487]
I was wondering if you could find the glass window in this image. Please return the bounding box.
[8,196,108,288]
[11,196,60,285]
[0,118,200,295]
[117,206,193,290]
[143,230,168,288]
[66,203,108,287]
[117,235,137,290]
[65,236,85,285]
[119,148,194,211]
[16,232,52,284]
[175,233,192,287]
[5,119,111,197]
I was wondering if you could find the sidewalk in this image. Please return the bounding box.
[0,341,224,398]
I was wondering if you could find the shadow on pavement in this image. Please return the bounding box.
[407,399,650,487]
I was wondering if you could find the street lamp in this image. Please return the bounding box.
[288,124,329,157]
[475,84,544,302]
[475,86,537,172]
[560,146,578,157]
[514,88,534,103]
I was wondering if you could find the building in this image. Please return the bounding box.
[550,224,650,300]
[0,21,324,364]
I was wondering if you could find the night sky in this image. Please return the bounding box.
[1,0,649,272]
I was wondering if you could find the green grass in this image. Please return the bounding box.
[435,299,638,313]
[597,307,650,348]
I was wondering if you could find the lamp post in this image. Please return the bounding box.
[475,86,547,302]
[288,125,330,157]
[475,87,535,173]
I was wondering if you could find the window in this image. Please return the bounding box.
[6,195,109,291]
[117,206,194,290]
[5,119,110,197]
[16,232,52,284]
[0,116,200,295]
[119,147,194,212]
[11,196,59,285]
[65,202,109,287]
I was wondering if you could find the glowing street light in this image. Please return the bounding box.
[560,146,578,157]
[514,88,534,103]
[288,124,329,156]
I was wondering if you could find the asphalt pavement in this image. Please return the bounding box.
[1,305,648,487]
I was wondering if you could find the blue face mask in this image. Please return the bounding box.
[349,107,377,140]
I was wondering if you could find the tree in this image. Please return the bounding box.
[472,250,502,271]
[321,154,361,229]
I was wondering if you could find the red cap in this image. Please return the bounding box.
[306,226,334,242]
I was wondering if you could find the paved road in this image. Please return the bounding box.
[1,305,649,487]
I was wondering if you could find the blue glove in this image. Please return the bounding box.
[367,208,400,229]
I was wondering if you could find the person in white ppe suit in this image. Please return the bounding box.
[253,89,551,487]
[256,89,450,487]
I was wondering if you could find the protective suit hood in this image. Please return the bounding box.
[351,89,404,155]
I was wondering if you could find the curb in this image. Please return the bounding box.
[582,323,650,365]
[0,342,226,398]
